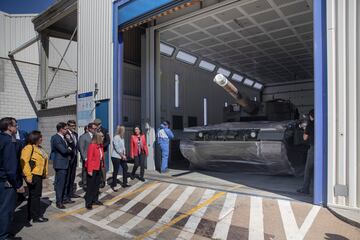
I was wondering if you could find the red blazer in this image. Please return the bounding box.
[130,134,148,159]
[85,143,104,174]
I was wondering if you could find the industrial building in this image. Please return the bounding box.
[2,0,359,222]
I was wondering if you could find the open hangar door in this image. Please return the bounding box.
[149,0,315,202]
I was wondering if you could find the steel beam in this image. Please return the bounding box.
[8,55,39,116]
[8,35,40,57]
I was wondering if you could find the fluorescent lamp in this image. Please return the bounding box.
[199,60,216,72]
[160,42,175,56]
[253,82,263,90]
[176,51,197,65]
[231,73,244,82]
[243,78,255,86]
[217,67,231,77]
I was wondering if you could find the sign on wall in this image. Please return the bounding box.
[77,92,94,127]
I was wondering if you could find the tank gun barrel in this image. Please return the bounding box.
[214,74,259,114]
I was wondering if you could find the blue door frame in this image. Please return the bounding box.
[113,0,328,206]
[313,0,327,205]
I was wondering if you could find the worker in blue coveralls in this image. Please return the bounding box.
[157,121,174,173]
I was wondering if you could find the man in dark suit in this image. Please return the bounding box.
[78,122,97,190]
[64,120,80,200]
[0,117,24,240]
[51,122,73,209]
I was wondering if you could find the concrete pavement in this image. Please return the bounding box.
[11,173,360,240]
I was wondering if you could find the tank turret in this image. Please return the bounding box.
[213,74,259,114]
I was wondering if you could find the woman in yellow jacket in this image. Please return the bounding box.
[21,130,49,223]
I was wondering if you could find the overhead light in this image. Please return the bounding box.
[199,60,216,72]
[176,51,197,65]
[160,42,175,56]
[253,82,263,90]
[231,73,244,82]
[243,78,254,86]
[217,67,231,77]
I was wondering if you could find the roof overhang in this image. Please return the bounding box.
[32,0,77,40]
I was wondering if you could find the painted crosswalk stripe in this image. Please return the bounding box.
[146,186,196,239]
[249,196,264,240]
[116,184,178,234]
[278,200,320,240]
[97,182,161,225]
[177,189,216,240]
[82,181,144,218]
[212,192,237,240]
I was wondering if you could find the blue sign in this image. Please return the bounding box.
[77,91,94,127]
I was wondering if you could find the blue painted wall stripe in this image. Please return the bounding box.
[313,0,327,205]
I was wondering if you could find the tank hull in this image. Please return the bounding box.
[179,121,307,175]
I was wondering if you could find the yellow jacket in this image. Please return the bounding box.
[21,144,49,182]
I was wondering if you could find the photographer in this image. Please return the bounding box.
[297,109,314,195]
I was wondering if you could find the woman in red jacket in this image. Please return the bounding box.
[130,126,148,182]
[85,132,104,209]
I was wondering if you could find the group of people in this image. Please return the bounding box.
[0,116,174,239]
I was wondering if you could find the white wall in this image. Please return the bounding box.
[0,12,77,121]
[327,0,360,210]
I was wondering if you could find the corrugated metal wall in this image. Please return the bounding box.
[0,13,38,63]
[327,0,360,209]
[78,0,113,99]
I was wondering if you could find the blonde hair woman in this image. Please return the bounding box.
[84,132,104,209]
[111,125,129,191]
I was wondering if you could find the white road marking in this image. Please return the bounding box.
[96,182,160,225]
[177,189,216,240]
[146,186,196,239]
[278,200,321,240]
[82,181,144,218]
[249,196,264,240]
[116,184,178,234]
[212,192,237,240]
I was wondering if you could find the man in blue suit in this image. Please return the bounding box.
[51,122,73,209]
[0,117,23,240]
[157,121,174,173]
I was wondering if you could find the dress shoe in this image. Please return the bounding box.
[33,217,49,223]
[138,177,145,182]
[111,186,118,192]
[56,203,66,209]
[70,193,81,198]
[63,199,76,204]
[24,221,32,227]
[86,204,92,210]
[99,182,105,188]
[121,183,130,188]
[93,200,103,205]
[130,174,135,180]
[5,236,22,240]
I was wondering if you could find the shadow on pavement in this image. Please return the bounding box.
[11,196,52,236]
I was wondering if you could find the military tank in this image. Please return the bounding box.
[179,74,308,175]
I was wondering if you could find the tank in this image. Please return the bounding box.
[179,74,308,175]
